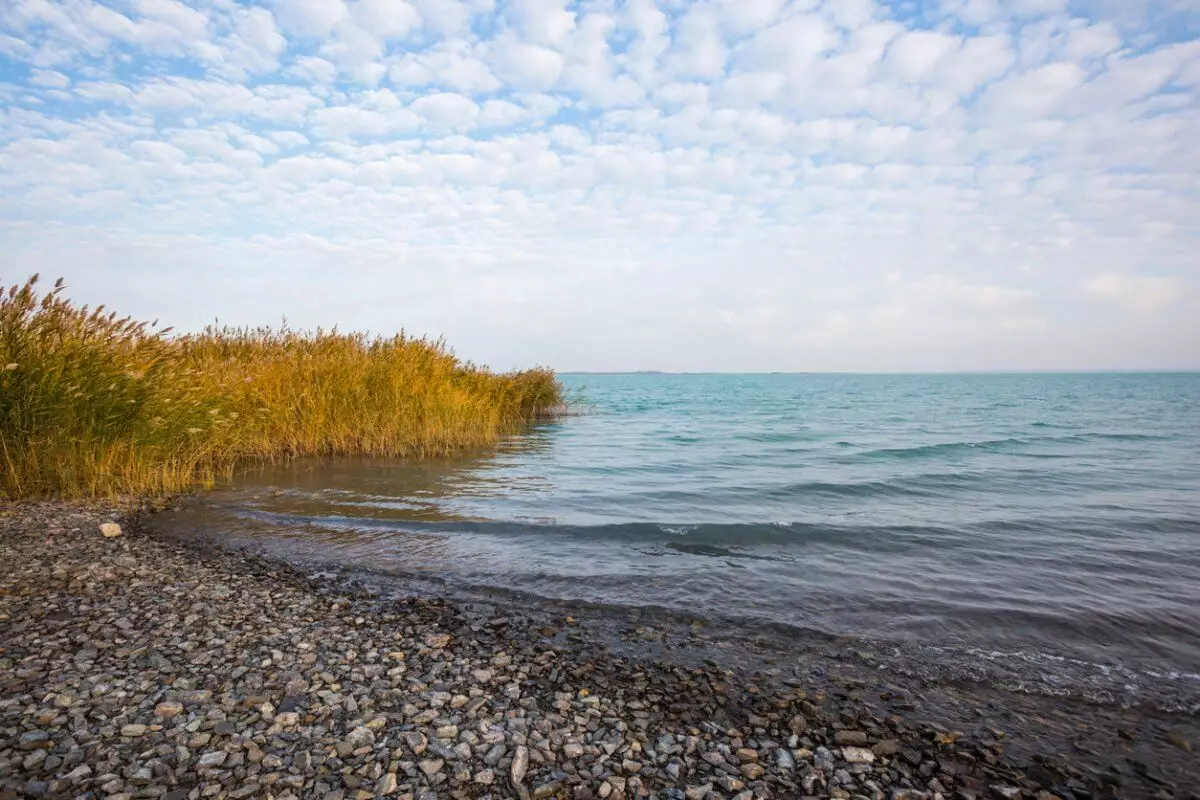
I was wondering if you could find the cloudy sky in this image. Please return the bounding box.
[1,0,1197,372]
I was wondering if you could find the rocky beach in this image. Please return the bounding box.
[2,501,1197,800]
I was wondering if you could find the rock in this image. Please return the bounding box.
[834,731,869,747]
[177,689,212,706]
[511,744,529,785]
[345,726,375,749]
[154,702,184,719]
[776,748,795,770]
[685,785,712,800]
[275,711,300,728]
[622,758,642,773]
[735,747,758,762]
[120,724,147,737]
[19,731,50,750]
[375,774,398,795]
[424,632,451,649]
[715,775,744,793]
[403,731,427,755]
[99,522,122,538]
[873,739,901,757]
[418,759,444,776]
[563,743,584,759]
[842,746,876,764]
[815,746,836,771]
[474,769,495,785]
[197,751,227,769]
[740,761,766,780]
[789,715,808,734]
[990,787,1021,800]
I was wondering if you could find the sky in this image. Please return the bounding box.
[1,0,1198,373]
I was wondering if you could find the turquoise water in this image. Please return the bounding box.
[159,373,1200,709]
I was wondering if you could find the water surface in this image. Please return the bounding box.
[157,373,1200,711]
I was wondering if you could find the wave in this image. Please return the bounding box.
[222,508,1036,556]
[855,431,1170,460]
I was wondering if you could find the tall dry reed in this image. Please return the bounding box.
[1,275,562,499]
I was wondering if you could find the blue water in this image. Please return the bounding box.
[159,373,1200,709]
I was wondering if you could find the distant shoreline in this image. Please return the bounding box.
[558,370,1200,376]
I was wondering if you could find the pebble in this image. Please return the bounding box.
[403,731,427,755]
[843,746,876,764]
[512,744,530,785]
[834,730,870,746]
[0,502,1149,800]
[154,701,184,718]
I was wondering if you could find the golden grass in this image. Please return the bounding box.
[1,275,563,499]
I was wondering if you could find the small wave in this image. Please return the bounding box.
[856,432,1169,460]
[218,506,971,552]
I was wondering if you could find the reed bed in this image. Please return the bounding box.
[0,275,563,499]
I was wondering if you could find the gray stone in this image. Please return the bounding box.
[834,731,869,747]
[843,746,876,764]
[374,774,398,795]
[511,744,529,785]
[403,731,427,755]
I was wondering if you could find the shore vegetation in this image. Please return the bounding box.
[0,275,563,499]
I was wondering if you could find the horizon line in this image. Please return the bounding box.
[555,369,1200,376]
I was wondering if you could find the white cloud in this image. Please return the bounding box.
[739,14,836,73]
[30,68,70,88]
[665,6,727,79]
[350,0,420,38]
[507,0,575,47]
[883,30,960,83]
[1084,273,1184,312]
[387,39,501,93]
[490,37,564,89]
[976,61,1085,121]
[412,91,479,129]
[273,0,347,38]
[286,55,339,84]
[211,7,287,79]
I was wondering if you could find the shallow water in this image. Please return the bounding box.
[157,372,1200,711]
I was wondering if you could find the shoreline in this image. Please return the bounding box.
[1,502,1196,800]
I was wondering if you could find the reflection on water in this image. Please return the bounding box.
[232,425,561,523]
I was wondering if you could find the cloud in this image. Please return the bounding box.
[273,0,347,38]
[489,36,565,89]
[1084,273,1185,312]
[0,0,1196,370]
[30,68,70,87]
[412,91,479,129]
